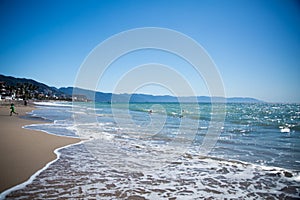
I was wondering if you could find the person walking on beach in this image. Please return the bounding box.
[10,103,18,116]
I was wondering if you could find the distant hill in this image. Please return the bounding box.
[226,97,263,103]
[0,74,264,103]
[0,74,65,98]
[59,87,264,103]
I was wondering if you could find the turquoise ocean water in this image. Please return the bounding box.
[2,102,300,199]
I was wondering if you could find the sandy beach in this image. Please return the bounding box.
[0,102,80,193]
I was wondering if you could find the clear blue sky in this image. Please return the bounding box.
[0,0,299,103]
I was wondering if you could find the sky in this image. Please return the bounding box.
[0,0,299,103]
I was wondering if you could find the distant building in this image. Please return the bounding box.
[5,96,13,100]
[72,94,89,102]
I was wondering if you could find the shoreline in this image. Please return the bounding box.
[0,101,299,198]
[0,102,81,193]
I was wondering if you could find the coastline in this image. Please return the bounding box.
[0,102,80,193]
[0,101,298,199]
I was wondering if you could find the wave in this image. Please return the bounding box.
[3,146,299,199]
[33,101,73,107]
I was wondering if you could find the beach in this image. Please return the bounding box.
[0,102,80,193]
[0,102,299,199]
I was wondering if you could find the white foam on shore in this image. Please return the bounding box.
[33,101,73,107]
[2,140,299,199]
[294,174,300,182]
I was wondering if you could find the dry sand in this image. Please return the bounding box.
[0,102,80,193]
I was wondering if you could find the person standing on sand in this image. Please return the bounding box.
[10,103,18,116]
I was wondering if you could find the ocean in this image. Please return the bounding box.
[2,102,300,199]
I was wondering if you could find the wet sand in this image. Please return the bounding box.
[0,102,80,193]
